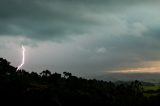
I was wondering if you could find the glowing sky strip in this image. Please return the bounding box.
[17,45,25,71]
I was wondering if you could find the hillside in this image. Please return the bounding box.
[0,57,160,106]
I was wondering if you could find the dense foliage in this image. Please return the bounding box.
[0,58,160,106]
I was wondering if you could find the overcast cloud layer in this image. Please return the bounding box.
[1,0,160,77]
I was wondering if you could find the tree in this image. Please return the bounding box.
[40,70,51,77]
[63,72,72,78]
[0,57,15,75]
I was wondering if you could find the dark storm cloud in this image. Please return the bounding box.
[0,0,155,41]
[0,0,102,40]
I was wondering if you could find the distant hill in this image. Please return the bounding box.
[114,81,155,86]
[95,73,160,84]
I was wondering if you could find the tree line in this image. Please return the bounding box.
[0,57,160,106]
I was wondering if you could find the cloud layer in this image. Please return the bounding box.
[1,0,160,77]
[0,0,157,40]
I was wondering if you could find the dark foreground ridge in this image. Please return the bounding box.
[0,57,160,106]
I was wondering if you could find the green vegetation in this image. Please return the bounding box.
[143,85,160,98]
[1,57,160,106]
[144,86,160,91]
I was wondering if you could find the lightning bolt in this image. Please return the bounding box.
[17,45,25,71]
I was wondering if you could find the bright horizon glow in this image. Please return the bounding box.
[17,45,25,71]
[108,67,160,74]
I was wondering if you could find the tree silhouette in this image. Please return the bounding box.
[0,57,159,106]
[63,72,72,78]
[0,58,12,74]
[40,70,51,77]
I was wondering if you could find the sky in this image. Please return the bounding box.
[1,0,160,78]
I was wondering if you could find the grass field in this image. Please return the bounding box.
[143,86,160,91]
[143,85,160,97]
